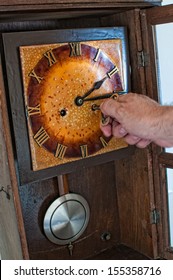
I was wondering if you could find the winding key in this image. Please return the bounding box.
[91,104,110,126]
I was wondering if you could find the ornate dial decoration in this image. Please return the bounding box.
[20,36,129,171]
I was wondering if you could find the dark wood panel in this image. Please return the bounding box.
[159,152,173,167]
[0,0,160,4]
[0,0,161,22]
[0,15,101,33]
[0,0,161,10]
[19,162,120,260]
[90,244,150,259]
[116,148,154,258]
[144,4,173,25]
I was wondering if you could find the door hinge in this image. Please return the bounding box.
[137,51,149,67]
[150,209,160,224]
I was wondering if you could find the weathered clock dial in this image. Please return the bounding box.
[18,28,129,171]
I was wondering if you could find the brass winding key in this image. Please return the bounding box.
[91,104,111,126]
[91,93,119,125]
[101,113,110,126]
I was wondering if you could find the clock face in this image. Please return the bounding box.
[20,37,128,171]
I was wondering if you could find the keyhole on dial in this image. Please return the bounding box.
[60,109,67,117]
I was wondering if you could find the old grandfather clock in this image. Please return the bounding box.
[0,0,173,260]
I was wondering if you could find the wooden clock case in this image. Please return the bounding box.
[0,0,172,260]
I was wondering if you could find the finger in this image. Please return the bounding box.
[100,115,112,135]
[123,134,141,145]
[100,99,122,119]
[111,122,128,138]
[100,123,112,137]
[136,139,152,148]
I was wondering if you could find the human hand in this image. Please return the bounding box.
[100,92,170,148]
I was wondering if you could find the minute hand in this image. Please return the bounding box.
[84,92,113,101]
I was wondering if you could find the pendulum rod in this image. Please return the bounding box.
[57,174,69,196]
[57,174,74,256]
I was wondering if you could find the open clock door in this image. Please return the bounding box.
[141,4,173,259]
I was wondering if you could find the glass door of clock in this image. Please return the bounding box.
[143,4,173,259]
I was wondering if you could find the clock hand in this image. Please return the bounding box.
[83,92,113,102]
[84,91,125,102]
[75,76,118,106]
[75,89,124,107]
[81,76,107,100]
[75,91,112,106]
[91,93,120,112]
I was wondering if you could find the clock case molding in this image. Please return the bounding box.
[1,0,173,260]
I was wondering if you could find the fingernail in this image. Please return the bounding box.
[119,127,127,135]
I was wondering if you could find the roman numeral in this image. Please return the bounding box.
[80,144,88,158]
[100,137,108,148]
[44,49,57,66]
[27,104,41,116]
[28,69,43,84]
[107,66,119,78]
[55,143,67,159]
[69,42,81,57]
[93,48,101,62]
[33,127,49,146]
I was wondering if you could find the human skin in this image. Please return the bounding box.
[100,92,173,148]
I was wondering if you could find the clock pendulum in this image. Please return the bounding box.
[43,174,90,256]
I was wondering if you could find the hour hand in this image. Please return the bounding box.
[81,76,107,99]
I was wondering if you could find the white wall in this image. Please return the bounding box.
[162,0,173,5]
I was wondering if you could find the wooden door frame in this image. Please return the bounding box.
[0,59,29,259]
[140,4,173,259]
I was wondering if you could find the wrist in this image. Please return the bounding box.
[152,106,173,146]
